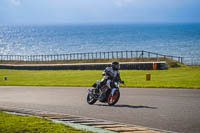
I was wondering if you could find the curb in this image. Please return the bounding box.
[0,106,176,133]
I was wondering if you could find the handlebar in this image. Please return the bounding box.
[120,82,126,87]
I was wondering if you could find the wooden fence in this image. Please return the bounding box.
[0,50,183,64]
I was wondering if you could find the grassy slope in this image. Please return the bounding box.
[0,112,91,133]
[0,66,200,88]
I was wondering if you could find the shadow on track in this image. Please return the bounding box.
[95,104,157,109]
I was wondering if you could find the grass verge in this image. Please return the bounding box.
[0,111,91,133]
[0,66,200,88]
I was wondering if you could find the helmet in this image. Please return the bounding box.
[111,61,120,70]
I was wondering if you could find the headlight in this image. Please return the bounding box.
[114,82,119,87]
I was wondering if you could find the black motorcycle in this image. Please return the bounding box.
[87,80,124,106]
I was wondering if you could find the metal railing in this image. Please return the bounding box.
[0,50,185,64]
[182,57,200,65]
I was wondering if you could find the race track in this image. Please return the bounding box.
[0,86,199,133]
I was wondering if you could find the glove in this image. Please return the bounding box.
[120,80,124,84]
[92,83,97,88]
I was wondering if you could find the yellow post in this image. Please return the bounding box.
[146,73,151,81]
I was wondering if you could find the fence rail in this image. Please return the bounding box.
[182,57,200,65]
[0,50,187,64]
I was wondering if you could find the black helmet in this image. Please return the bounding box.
[112,61,120,70]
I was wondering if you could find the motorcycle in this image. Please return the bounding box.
[87,80,124,106]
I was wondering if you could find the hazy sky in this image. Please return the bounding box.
[0,0,200,24]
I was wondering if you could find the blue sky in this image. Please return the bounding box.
[0,0,200,24]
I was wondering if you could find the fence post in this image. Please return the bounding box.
[74,53,76,60]
[136,51,138,58]
[80,53,83,60]
[83,53,85,60]
[69,54,71,60]
[52,55,54,61]
[192,57,193,65]
[141,51,144,58]
[95,52,97,59]
[131,51,133,58]
[181,57,183,64]
[112,51,114,59]
[46,55,47,61]
[77,53,79,60]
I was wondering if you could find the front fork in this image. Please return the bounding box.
[88,89,99,98]
[111,88,118,96]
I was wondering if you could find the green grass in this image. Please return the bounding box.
[0,111,91,133]
[0,66,200,88]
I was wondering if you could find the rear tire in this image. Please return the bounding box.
[107,90,120,106]
[87,94,97,105]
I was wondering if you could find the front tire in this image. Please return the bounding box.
[87,94,97,105]
[107,90,120,106]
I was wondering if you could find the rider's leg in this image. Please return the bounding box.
[100,79,111,99]
[106,80,111,89]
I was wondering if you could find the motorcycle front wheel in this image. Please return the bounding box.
[87,94,97,105]
[107,90,120,106]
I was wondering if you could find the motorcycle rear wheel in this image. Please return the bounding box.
[87,94,97,105]
[107,90,120,106]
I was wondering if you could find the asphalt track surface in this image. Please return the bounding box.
[0,86,200,133]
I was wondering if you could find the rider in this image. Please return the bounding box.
[96,61,124,90]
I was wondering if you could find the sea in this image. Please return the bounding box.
[0,23,200,59]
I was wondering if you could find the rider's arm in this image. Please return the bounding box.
[117,72,124,84]
[105,67,114,78]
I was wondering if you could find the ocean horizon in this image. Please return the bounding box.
[0,23,200,58]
